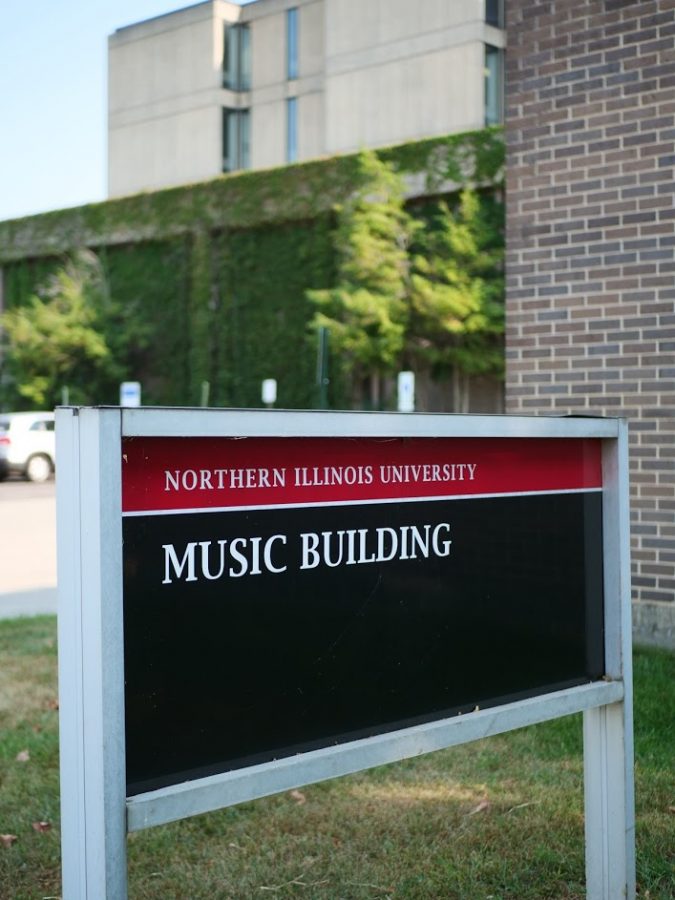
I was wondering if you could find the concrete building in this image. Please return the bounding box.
[108,0,505,196]
[505,0,675,647]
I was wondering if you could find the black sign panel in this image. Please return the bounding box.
[123,490,604,796]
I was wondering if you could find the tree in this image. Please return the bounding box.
[0,250,122,408]
[307,152,505,411]
[408,190,504,411]
[307,151,412,408]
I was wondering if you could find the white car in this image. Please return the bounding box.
[0,412,55,482]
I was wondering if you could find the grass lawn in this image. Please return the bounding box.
[0,615,673,899]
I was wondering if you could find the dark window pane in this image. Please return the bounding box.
[239,25,251,91]
[486,0,503,27]
[240,109,250,169]
[223,108,250,172]
[223,24,251,91]
[222,108,233,171]
[223,25,238,89]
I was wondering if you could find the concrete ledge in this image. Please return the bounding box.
[633,600,675,650]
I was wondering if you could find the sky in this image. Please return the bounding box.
[0,0,251,223]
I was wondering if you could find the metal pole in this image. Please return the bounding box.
[583,420,635,899]
[57,408,128,899]
[316,326,329,409]
[200,380,210,408]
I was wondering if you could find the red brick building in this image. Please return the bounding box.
[505,0,675,646]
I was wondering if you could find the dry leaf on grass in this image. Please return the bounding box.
[1,835,18,848]
[507,801,536,814]
[15,750,30,763]
[467,799,490,816]
[261,874,329,891]
[289,790,307,805]
[32,821,52,833]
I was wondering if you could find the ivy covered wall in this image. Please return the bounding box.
[0,129,503,410]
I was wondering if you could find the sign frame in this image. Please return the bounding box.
[56,408,634,900]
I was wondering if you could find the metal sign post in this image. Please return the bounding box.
[57,409,126,899]
[584,425,634,897]
[57,408,634,899]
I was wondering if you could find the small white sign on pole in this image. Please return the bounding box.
[397,371,415,412]
[120,382,141,407]
[262,378,277,406]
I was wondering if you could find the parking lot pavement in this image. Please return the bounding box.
[0,478,57,618]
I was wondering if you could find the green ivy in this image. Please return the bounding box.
[0,129,504,410]
[209,217,337,408]
[101,238,191,405]
[0,129,503,263]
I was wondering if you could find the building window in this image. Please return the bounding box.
[223,108,250,172]
[484,45,503,126]
[485,0,504,28]
[287,8,298,80]
[286,97,298,162]
[223,24,250,91]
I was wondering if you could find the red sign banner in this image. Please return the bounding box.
[122,436,602,514]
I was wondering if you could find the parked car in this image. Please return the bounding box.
[0,412,56,482]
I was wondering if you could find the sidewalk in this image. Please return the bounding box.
[0,488,57,620]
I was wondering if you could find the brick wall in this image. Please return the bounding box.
[505,0,675,647]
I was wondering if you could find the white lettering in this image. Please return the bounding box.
[198,540,227,580]
[228,537,249,577]
[162,542,198,583]
[300,532,320,569]
[432,523,452,557]
[345,529,357,564]
[357,529,377,563]
[264,535,287,573]
[161,520,453,585]
[323,530,345,567]
[376,527,398,562]
[249,536,263,575]
[409,524,431,559]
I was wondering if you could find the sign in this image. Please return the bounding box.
[261,378,277,406]
[120,381,141,407]
[121,435,604,794]
[56,410,635,899]
[397,370,415,412]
